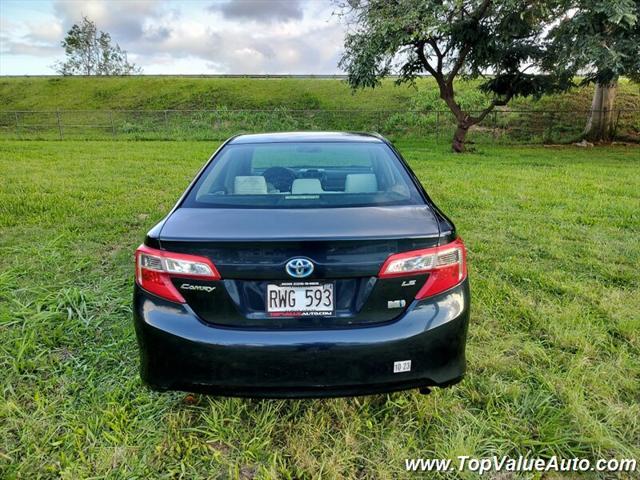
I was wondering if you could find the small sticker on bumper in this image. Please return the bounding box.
[393,360,411,373]
[387,299,407,309]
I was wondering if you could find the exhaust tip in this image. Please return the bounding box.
[419,387,432,395]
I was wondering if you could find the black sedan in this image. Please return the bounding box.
[133,132,469,397]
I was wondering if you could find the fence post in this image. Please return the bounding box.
[14,112,20,138]
[56,111,63,140]
[611,109,622,139]
[435,110,440,144]
[546,112,555,144]
[110,111,116,137]
[164,110,169,138]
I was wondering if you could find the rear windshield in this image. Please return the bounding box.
[182,142,424,209]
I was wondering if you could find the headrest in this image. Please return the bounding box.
[291,178,324,194]
[344,173,378,193]
[234,176,267,194]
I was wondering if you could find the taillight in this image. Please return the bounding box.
[378,238,467,299]
[135,245,220,303]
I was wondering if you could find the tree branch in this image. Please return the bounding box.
[447,0,493,84]
[415,41,442,81]
[416,41,465,122]
[447,44,472,84]
[472,0,493,20]
[469,91,514,124]
[426,39,443,73]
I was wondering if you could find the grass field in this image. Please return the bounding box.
[1,77,638,143]
[1,76,638,111]
[0,77,421,111]
[1,140,639,478]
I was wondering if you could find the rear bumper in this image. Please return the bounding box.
[133,279,470,398]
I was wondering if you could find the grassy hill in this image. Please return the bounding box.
[1,76,637,143]
[0,76,420,111]
[1,75,638,112]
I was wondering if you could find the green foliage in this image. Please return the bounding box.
[340,1,572,101]
[550,0,640,83]
[480,73,575,100]
[339,1,579,151]
[55,16,141,76]
[1,140,639,477]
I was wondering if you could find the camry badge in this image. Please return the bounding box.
[285,258,314,278]
[180,283,216,292]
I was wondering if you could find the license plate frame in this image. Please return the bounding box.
[266,281,335,317]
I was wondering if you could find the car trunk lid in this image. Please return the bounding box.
[159,206,440,328]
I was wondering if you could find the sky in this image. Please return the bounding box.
[0,0,347,75]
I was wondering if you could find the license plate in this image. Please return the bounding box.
[266,282,334,316]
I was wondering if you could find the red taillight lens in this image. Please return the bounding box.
[135,245,220,303]
[379,238,467,299]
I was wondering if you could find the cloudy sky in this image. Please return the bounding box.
[0,0,347,75]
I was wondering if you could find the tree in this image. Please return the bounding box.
[55,16,141,75]
[339,0,573,152]
[550,0,640,141]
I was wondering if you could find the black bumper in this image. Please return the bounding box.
[133,280,470,398]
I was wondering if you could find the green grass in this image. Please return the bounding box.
[0,77,420,111]
[1,76,638,112]
[1,77,637,143]
[1,140,639,478]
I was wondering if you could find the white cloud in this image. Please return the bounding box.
[0,0,347,74]
[0,15,61,57]
[24,20,64,43]
[53,0,164,41]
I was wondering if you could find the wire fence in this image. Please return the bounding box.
[0,108,638,144]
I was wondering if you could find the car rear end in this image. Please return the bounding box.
[133,133,469,397]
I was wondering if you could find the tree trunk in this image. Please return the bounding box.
[584,80,618,142]
[452,123,470,153]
